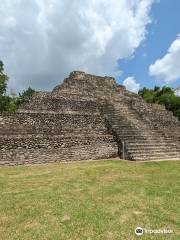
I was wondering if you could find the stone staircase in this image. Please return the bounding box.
[100,96,180,161]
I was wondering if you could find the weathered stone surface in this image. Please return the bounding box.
[0,71,179,166]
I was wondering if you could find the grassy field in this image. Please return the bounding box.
[0,160,180,240]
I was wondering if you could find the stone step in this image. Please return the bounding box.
[115,135,172,141]
[130,152,180,159]
[126,144,178,149]
[131,157,180,161]
[125,140,178,145]
[115,128,164,133]
[127,144,178,149]
[115,131,167,137]
[115,133,173,138]
[128,149,179,154]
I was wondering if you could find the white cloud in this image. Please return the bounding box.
[123,76,140,93]
[175,88,180,96]
[0,0,155,91]
[149,35,180,83]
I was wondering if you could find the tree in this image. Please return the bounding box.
[17,87,35,106]
[0,60,10,111]
[0,95,11,112]
[0,60,8,96]
[0,60,35,112]
[160,86,174,95]
[138,87,155,103]
[154,86,160,92]
[138,86,180,120]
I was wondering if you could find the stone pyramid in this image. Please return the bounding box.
[0,71,179,166]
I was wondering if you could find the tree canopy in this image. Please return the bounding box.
[138,86,180,120]
[0,60,11,111]
[0,60,9,95]
[0,60,35,112]
[17,87,35,106]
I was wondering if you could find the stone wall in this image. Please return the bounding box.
[0,135,118,166]
[0,112,107,135]
[0,110,119,166]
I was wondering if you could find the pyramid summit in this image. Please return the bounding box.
[0,71,179,166]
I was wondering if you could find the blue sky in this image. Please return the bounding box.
[0,0,180,93]
[118,0,180,90]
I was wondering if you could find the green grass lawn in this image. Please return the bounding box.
[0,160,180,240]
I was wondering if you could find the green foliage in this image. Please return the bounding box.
[174,109,180,120]
[0,60,35,112]
[7,93,19,112]
[18,87,35,105]
[0,95,11,112]
[0,60,10,111]
[138,86,180,120]
[138,87,155,103]
[0,60,8,96]
[0,93,19,113]
[7,101,18,112]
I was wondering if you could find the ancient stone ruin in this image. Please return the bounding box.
[0,71,180,166]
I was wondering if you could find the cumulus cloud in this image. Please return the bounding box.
[175,88,180,96]
[123,76,140,93]
[149,35,180,83]
[0,0,155,91]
